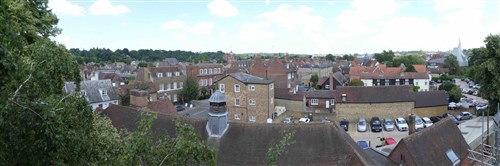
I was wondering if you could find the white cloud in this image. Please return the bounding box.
[207,0,239,17]
[260,5,324,31]
[186,22,215,35]
[48,0,85,16]
[89,0,130,16]
[161,20,186,29]
[239,22,274,43]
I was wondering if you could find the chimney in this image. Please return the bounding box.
[408,114,416,135]
[329,72,334,91]
[130,89,149,108]
[285,53,289,62]
[273,54,279,61]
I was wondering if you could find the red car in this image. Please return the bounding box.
[385,137,397,145]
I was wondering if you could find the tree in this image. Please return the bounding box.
[266,130,295,166]
[310,74,318,89]
[469,34,500,114]
[349,79,364,86]
[180,76,199,103]
[438,81,455,91]
[444,55,459,75]
[374,50,395,63]
[325,54,335,61]
[405,65,417,72]
[388,55,425,67]
[341,54,354,61]
[137,62,148,68]
[449,86,462,103]
[413,86,420,92]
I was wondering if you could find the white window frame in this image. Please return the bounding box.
[311,99,318,105]
[235,84,240,92]
[175,72,180,76]
[100,89,108,96]
[180,82,183,88]
[235,98,240,106]
[248,85,256,91]
[167,83,171,90]
[270,83,274,90]
[330,99,335,105]
[199,80,203,86]
[199,69,203,75]
[209,78,213,85]
[234,114,241,120]
[209,68,212,74]
[173,82,177,89]
[416,81,419,86]
[249,99,256,105]
[159,84,164,91]
[157,73,163,78]
[173,94,177,102]
[167,72,172,77]
[204,69,208,74]
[249,116,256,122]
[220,84,225,93]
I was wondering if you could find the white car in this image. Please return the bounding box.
[422,117,433,128]
[357,117,367,132]
[395,117,409,131]
[299,118,310,123]
[415,116,424,130]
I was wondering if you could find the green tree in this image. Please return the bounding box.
[449,86,462,103]
[325,54,335,61]
[349,79,364,86]
[413,86,420,92]
[137,62,148,68]
[180,76,199,102]
[388,55,425,67]
[266,130,296,166]
[310,74,318,89]
[405,65,417,72]
[200,87,208,100]
[341,54,354,61]
[444,55,459,75]
[438,81,455,91]
[469,34,500,114]
[374,50,395,63]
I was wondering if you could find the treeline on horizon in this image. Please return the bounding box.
[69,48,227,65]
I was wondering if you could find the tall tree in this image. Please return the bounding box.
[310,74,318,88]
[325,54,335,61]
[349,79,364,86]
[444,55,459,75]
[404,65,417,72]
[180,76,199,103]
[374,50,395,63]
[469,34,500,114]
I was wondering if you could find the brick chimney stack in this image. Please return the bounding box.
[130,89,149,108]
[329,72,334,91]
[408,113,416,135]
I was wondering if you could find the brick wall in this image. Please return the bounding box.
[335,102,414,128]
[275,99,304,112]
[414,106,448,118]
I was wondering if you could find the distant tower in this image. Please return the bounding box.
[453,39,469,67]
[206,90,229,137]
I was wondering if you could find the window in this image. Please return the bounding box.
[218,68,221,73]
[446,149,460,166]
[157,73,163,78]
[234,114,241,120]
[167,83,171,90]
[98,104,103,108]
[199,69,203,75]
[249,116,256,122]
[270,83,274,90]
[80,90,86,96]
[331,99,335,105]
[219,84,225,93]
[416,81,419,86]
[173,94,177,102]
[424,81,427,85]
[235,84,240,92]
[209,78,213,85]
[204,69,207,74]
[175,72,180,76]
[235,98,240,106]
[209,68,212,74]
[167,95,171,99]
[173,82,177,89]
[248,85,256,91]
[100,89,108,96]
[167,72,172,77]
[325,84,330,89]
[180,82,183,88]
[342,94,347,102]
[311,99,318,105]
[288,73,292,79]
[159,84,164,91]
[249,99,256,105]
[199,80,203,86]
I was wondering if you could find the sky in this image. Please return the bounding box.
[49,0,500,54]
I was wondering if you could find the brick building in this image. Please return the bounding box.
[249,55,298,91]
[136,66,186,103]
[350,64,431,91]
[186,63,225,94]
[216,72,274,123]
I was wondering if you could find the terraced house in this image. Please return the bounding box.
[186,63,225,94]
[216,72,274,123]
[137,66,185,102]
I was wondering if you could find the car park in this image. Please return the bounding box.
[298,118,310,123]
[340,119,349,131]
[422,117,433,128]
[414,116,425,131]
[442,113,460,125]
[395,117,409,131]
[448,102,457,110]
[175,105,185,112]
[476,103,488,111]
[357,117,367,132]
[456,112,473,121]
[384,137,397,145]
[383,118,395,131]
[370,117,383,132]
[430,116,443,123]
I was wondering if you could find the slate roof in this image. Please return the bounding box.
[388,118,470,165]
[332,71,348,84]
[98,72,123,82]
[415,91,448,108]
[80,79,119,103]
[162,58,179,66]
[306,90,335,99]
[274,88,304,101]
[335,86,414,103]
[428,57,446,64]
[226,72,274,84]
[149,99,178,116]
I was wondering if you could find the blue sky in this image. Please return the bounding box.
[49,0,500,54]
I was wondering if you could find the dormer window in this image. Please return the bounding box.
[157,73,163,78]
[80,90,87,96]
[100,89,108,96]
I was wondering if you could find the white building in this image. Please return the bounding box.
[452,40,469,67]
[64,79,119,110]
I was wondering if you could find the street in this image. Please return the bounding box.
[178,99,210,120]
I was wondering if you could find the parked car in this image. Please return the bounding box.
[357,117,367,132]
[395,117,409,131]
[298,118,310,123]
[370,117,383,132]
[383,118,395,131]
[340,119,349,131]
[442,113,460,125]
[448,102,457,110]
[283,117,294,124]
[422,117,433,128]
[476,103,489,111]
[357,141,370,149]
[384,137,397,145]
[414,116,425,131]
[430,116,443,123]
[175,105,185,112]
[456,111,473,121]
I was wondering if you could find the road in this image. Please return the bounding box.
[177,99,210,120]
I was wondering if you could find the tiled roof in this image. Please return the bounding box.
[335,86,414,103]
[149,99,178,116]
[80,79,119,103]
[98,72,123,82]
[388,118,469,165]
[227,72,274,84]
[306,90,335,99]
[350,65,429,79]
[275,88,304,101]
[414,91,448,108]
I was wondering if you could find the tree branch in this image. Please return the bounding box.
[9,98,43,120]
[10,60,46,100]
[159,139,178,166]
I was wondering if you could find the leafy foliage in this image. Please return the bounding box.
[310,74,318,89]
[449,86,462,103]
[180,76,199,103]
[374,50,395,63]
[438,81,455,91]
[266,130,296,166]
[325,54,335,61]
[349,79,364,86]
[444,55,459,74]
[339,54,355,61]
[404,65,417,72]
[413,86,420,92]
[387,55,426,67]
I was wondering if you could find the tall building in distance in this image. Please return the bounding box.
[452,39,469,67]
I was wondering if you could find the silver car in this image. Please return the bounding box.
[357,117,367,132]
[383,118,395,131]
